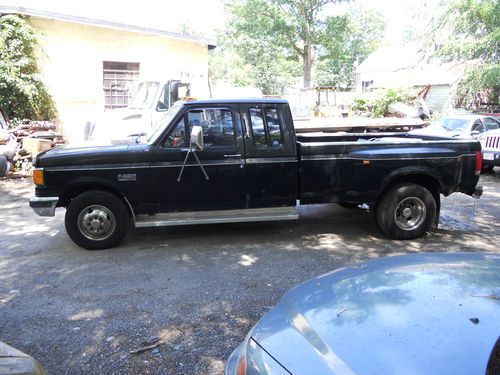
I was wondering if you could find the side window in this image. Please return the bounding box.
[249,107,266,147]
[484,118,499,131]
[249,106,283,148]
[199,108,236,147]
[265,108,283,147]
[164,118,187,148]
[163,108,235,148]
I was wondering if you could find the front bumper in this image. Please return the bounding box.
[482,150,500,166]
[29,196,59,217]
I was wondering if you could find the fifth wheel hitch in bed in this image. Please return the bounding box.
[29,99,482,249]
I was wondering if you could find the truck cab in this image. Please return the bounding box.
[91,79,191,143]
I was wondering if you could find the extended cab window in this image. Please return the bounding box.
[249,106,283,148]
[164,108,235,148]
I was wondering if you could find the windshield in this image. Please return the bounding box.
[431,118,471,132]
[128,82,160,109]
[146,101,184,143]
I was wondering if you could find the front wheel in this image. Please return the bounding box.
[376,183,436,240]
[65,190,130,250]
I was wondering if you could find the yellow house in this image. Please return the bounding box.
[0,6,216,142]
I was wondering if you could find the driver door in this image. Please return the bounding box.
[150,105,246,212]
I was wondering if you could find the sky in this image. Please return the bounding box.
[1,0,438,43]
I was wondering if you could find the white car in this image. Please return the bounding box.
[478,127,500,172]
[410,115,500,139]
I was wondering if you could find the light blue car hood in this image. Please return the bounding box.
[251,252,500,375]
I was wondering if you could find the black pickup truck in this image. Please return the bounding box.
[29,99,483,249]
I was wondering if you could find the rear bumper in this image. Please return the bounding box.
[29,196,59,217]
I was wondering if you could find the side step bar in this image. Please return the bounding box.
[134,207,299,228]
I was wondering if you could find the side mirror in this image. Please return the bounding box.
[190,126,204,151]
[471,130,480,137]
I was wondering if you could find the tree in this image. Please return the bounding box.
[227,0,343,89]
[315,5,385,89]
[433,0,499,108]
[209,30,301,95]
[0,14,55,121]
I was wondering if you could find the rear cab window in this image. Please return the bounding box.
[248,106,284,148]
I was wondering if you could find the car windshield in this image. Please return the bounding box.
[146,101,184,143]
[128,82,160,109]
[431,118,471,132]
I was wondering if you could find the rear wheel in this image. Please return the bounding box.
[65,190,130,250]
[376,183,436,240]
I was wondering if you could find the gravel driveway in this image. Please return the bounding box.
[1,172,499,374]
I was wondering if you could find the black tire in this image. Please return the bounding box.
[65,190,130,250]
[0,155,8,177]
[376,183,436,240]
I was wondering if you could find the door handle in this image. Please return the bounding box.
[224,154,242,158]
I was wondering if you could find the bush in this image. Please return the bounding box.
[371,88,417,117]
[0,14,56,122]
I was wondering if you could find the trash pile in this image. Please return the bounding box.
[1,120,65,176]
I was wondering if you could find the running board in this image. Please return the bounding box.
[134,207,298,228]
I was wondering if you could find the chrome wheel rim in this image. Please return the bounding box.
[77,205,116,241]
[394,197,426,230]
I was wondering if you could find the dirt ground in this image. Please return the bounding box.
[0,172,499,374]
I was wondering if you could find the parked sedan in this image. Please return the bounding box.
[226,252,500,375]
[410,115,500,138]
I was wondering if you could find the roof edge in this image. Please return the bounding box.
[0,6,217,50]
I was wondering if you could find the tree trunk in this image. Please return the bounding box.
[303,44,313,88]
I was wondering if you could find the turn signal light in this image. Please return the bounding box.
[33,168,44,186]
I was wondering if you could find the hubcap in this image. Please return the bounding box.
[77,205,116,241]
[394,197,426,230]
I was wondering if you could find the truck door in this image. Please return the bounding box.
[150,105,246,212]
[240,103,298,207]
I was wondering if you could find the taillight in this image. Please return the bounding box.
[475,151,482,175]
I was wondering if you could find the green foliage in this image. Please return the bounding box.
[351,98,368,112]
[222,0,385,92]
[434,0,500,107]
[315,5,385,89]
[0,14,56,121]
[226,0,344,89]
[350,89,418,118]
[211,23,302,95]
[370,88,417,118]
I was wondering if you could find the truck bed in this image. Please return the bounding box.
[296,132,481,205]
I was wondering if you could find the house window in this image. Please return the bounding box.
[103,61,140,110]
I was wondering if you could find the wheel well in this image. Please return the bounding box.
[379,174,442,209]
[60,185,133,217]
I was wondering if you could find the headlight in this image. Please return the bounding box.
[231,337,289,375]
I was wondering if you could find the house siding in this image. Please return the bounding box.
[30,16,209,142]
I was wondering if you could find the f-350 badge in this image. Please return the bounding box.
[117,173,136,182]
